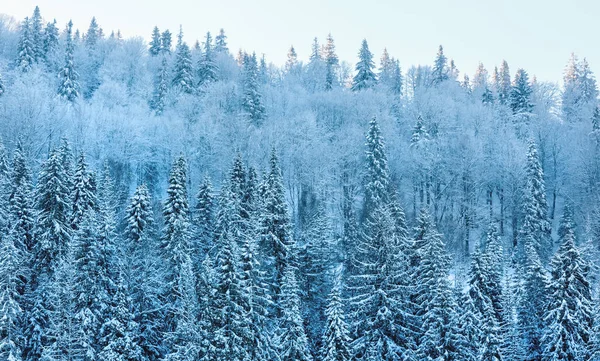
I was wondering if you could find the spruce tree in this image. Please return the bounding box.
[351,39,377,91]
[9,143,35,254]
[542,205,593,360]
[151,56,169,115]
[42,20,59,62]
[285,46,299,75]
[149,26,162,56]
[432,45,449,85]
[259,149,295,297]
[215,29,228,53]
[161,30,172,54]
[510,68,533,114]
[241,52,266,124]
[520,139,552,260]
[16,17,35,72]
[321,275,351,361]
[172,28,195,94]
[193,176,215,258]
[498,60,511,105]
[323,33,339,90]
[57,20,80,102]
[31,6,43,61]
[278,265,313,361]
[70,153,97,230]
[197,32,219,87]
[362,117,390,220]
[85,17,101,48]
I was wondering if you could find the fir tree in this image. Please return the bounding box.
[172,28,195,94]
[215,28,228,53]
[259,149,295,297]
[9,143,35,254]
[193,176,215,257]
[31,6,44,61]
[16,17,35,72]
[285,46,299,75]
[57,20,80,102]
[362,117,390,220]
[520,139,552,260]
[432,45,449,85]
[351,39,377,91]
[70,153,97,230]
[323,33,339,90]
[85,17,101,48]
[149,26,162,56]
[161,30,172,54]
[42,20,59,61]
[278,266,313,361]
[151,56,169,115]
[321,274,351,361]
[510,68,533,114]
[241,52,266,125]
[542,205,593,361]
[498,60,511,105]
[455,293,481,361]
[197,32,219,87]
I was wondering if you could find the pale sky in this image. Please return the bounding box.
[2,0,597,83]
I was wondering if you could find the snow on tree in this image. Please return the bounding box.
[85,17,101,48]
[161,29,172,54]
[151,56,169,115]
[321,273,351,361]
[42,20,59,61]
[16,17,35,72]
[215,28,228,53]
[323,33,339,90]
[259,149,295,297]
[431,45,449,85]
[351,39,377,91]
[197,31,219,87]
[542,205,593,360]
[70,153,97,230]
[362,117,390,220]
[285,46,299,75]
[0,71,5,97]
[241,52,266,125]
[149,26,162,56]
[455,293,481,361]
[510,68,533,114]
[520,139,552,260]
[9,143,35,254]
[277,265,312,361]
[57,20,80,102]
[172,27,195,94]
[498,60,511,105]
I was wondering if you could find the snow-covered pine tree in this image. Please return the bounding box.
[520,139,552,260]
[149,26,162,56]
[197,31,218,87]
[455,293,481,361]
[16,17,35,72]
[323,33,339,90]
[498,60,511,105]
[151,56,169,115]
[193,175,215,256]
[125,184,164,361]
[85,17,101,49]
[362,117,390,221]
[241,52,266,125]
[517,239,549,361]
[351,39,377,91]
[42,20,59,62]
[172,27,195,94]
[412,209,457,361]
[30,6,43,62]
[9,143,35,254]
[510,68,533,114]
[285,46,299,75]
[277,265,312,361]
[161,29,172,54]
[215,29,228,53]
[70,153,97,230]
[321,272,351,361]
[349,204,415,361]
[542,205,593,360]
[431,45,449,85]
[57,20,80,102]
[260,149,295,298]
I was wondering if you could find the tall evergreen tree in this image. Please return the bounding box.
[432,45,449,85]
[215,29,228,53]
[323,33,339,90]
[321,274,351,361]
[42,20,59,62]
[498,60,511,105]
[362,117,390,220]
[510,68,534,114]
[151,56,169,115]
[542,205,593,361]
[278,266,312,361]
[285,46,299,75]
[16,17,35,72]
[161,30,172,54]
[197,32,219,87]
[351,39,377,91]
[172,28,195,94]
[70,153,97,230]
[149,26,162,56]
[57,20,80,102]
[85,17,101,48]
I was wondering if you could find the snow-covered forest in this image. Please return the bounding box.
[1,5,600,361]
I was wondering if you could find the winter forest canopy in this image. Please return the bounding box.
[2,5,600,361]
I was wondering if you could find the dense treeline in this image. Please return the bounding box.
[1,6,600,361]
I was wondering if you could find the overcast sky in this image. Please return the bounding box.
[3,0,597,83]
